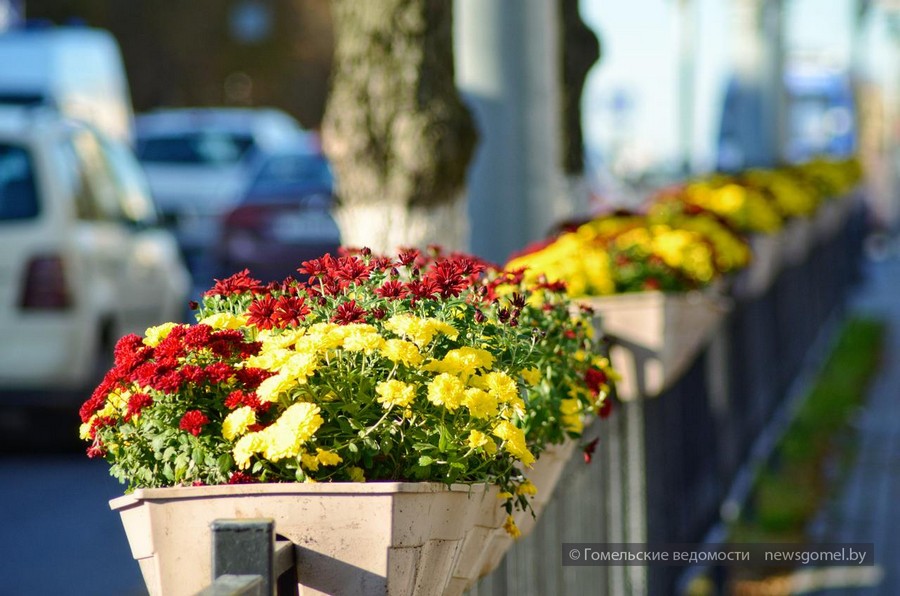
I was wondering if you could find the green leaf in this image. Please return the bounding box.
[216,454,233,475]
[418,455,435,466]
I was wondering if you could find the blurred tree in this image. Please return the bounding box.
[559,0,600,176]
[321,0,476,254]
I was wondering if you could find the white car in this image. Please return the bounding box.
[134,108,309,255]
[0,107,190,403]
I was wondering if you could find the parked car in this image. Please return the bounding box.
[216,144,341,283]
[134,107,309,261]
[0,107,190,405]
[0,23,135,144]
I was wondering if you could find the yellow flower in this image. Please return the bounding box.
[375,379,417,408]
[143,322,181,347]
[425,347,495,378]
[316,448,342,466]
[380,339,424,367]
[427,373,466,411]
[521,368,541,386]
[560,398,584,434]
[282,351,319,381]
[470,430,497,454]
[255,372,293,403]
[516,480,538,496]
[198,313,246,331]
[493,420,534,466]
[503,515,521,539]
[300,452,319,471]
[348,466,366,482]
[475,371,518,403]
[341,324,385,353]
[222,406,256,441]
[233,432,264,469]
[463,387,499,419]
[384,314,457,348]
[258,403,324,462]
[79,420,94,440]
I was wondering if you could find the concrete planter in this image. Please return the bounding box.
[813,197,846,243]
[781,217,815,266]
[730,233,782,299]
[476,439,578,577]
[580,289,730,400]
[110,482,504,596]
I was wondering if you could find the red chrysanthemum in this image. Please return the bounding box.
[273,295,311,328]
[333,256,372,285]
[584,367,608,397]
[179,410,209,436]
[204,269,265,297]
[375,280,407,300]
[125,392,153,421]
[235,367,274,389]
[396,248,421,267]
[331,300,367,325]
[583,437,600,464]
[424,260,469,298]
[224,389,265,411]
[246,296,279,330]
[228,471,259,484]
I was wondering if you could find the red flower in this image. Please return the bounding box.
[583,437,599,464]
[273,295,310,328]
[375,280,407,300]
[224,389,263,410]
[597,397,614,419]
[204,362,235,384]
[333,256,372,285]
[331,300,367,325]
[179,410,209,436]
[406,279,439,302]
[585,367,608,397]
[228,471,259,484]
[235,367,274,389]
[204,269,264,297]
[125,392,153,421]
[424,260,469,298]
[396,248,420,267]
[247,296,279,330]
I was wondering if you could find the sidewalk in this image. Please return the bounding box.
[806,254,900,595]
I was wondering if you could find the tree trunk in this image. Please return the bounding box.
[322,0,477,254]
[559,0,601,216]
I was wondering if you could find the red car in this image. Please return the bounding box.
[216,146,341,283]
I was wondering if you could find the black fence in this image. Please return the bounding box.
[472,201,868,596]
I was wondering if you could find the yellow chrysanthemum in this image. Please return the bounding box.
[560,398,584,434]
[473,371,518,403]
[198,312,246,331]
[425,347,495,378]
[462,388,499,419]
[300,452,319,471]
[348,466,366,482]
[426,373,466,411]
[493,420,534,466]
[316,448,342,466]
[467,429,497,454]
[341,326,385,353]
[143,322,181,347]
[521,368,541,386]
[222,406,256,441]
[504,515,522,539]
[516,479,538,496]
[375,379,417,408]
[234,432,264,469]
[380,339,424,367]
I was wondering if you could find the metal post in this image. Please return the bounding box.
[211,519,277,596]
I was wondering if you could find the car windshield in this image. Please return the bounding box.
[136,132,255,165]
[248,153,333,195]
[0,142,39,221]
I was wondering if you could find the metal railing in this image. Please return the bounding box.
[196,519,298,596]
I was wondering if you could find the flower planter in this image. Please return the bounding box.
[780,217,814,266]
[476,439,577,577]
[580,289,730,400]
[730,233,782,299]
[110,482,504,596]
[813,197,846,243]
